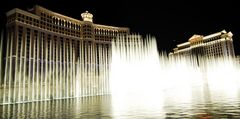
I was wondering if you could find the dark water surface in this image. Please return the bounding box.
[1,87,240,119]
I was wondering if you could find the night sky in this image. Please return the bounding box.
[0,0,239,54]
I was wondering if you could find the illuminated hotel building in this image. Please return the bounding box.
[0,5,130,103]
[5,5,129,64]
[169,30,235,58]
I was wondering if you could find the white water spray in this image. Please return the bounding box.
[1,33,240,106]
[110,34,240,117]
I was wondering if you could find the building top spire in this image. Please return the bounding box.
[81,11,93,22]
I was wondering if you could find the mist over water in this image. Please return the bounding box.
[110,35,240,118]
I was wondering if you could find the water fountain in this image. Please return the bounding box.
[109,34,240,118]
[0,31,110,105]
[1,33,240,118]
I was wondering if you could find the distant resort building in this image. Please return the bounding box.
[169,30,235,58]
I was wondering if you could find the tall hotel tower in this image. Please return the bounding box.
[0,5,129,104]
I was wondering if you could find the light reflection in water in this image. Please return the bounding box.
[1,92,240,118]
[1,96,113,118]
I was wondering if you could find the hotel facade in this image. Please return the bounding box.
[169,30,235,58]
[0,5,129,104]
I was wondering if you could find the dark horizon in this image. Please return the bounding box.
[1,0,239,55]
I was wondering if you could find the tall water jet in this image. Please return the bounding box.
[110,35,163,100]
[110,34,240,118]
[0,29,111,105]
[1,32,240,106]
[0,30,3,103]
[1,6,130,105]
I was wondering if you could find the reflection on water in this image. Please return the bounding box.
[1,85,240,119]
[163,84,240,119]
[0,95,113,119]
